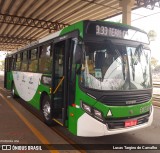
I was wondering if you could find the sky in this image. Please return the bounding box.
[106,7,160,63]
[0,51,7,61]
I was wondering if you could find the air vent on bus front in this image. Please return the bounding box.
[99,93,151,106]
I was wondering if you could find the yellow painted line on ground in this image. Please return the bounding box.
[0,93,59,153]
[0,88,85,153]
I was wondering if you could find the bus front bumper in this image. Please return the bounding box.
[77,106,153,137]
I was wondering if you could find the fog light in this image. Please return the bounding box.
[94,109,103,120]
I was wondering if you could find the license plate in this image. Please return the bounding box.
[125,120,137,127]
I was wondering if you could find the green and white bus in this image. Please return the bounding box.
[4,20,153,137]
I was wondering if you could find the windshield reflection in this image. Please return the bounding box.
[80,41,151,91]
[128,45,151,89]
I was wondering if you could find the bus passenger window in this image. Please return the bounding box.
[21,51,28,71]
[28,48,38,72]
[12,55,16,70]
[15,54,21,70]
[39,44,52,73]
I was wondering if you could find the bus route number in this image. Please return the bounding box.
[96,25,128,38]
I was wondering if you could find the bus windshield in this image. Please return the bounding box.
[80,41,151,91]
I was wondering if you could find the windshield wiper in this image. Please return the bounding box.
[136,44,143,50]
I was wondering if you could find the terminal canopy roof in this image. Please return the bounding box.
[0,0,158,51]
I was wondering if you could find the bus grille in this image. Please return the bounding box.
[107,114,149,129]
[99,93,151,106]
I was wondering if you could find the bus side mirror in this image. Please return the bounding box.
[73,45,83,64]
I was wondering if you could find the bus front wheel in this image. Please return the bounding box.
[42,95,53,125]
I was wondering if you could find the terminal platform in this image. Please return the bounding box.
[0,78,81,153]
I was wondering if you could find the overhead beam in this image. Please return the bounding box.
[0,35,36,44]
[120,0,134,25]
[0,13,68,31]
[0,44,23,51]
[0,42,24,46]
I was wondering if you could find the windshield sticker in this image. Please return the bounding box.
[95,69,102,79]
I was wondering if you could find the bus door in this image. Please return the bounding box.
[4,57,12,89]
[52,35,77,126]
[4,58,7,88]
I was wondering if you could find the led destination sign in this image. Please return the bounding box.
[85,22,149,44]
[96,25,128,39]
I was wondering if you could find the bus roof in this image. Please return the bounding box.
[7,20,148,56]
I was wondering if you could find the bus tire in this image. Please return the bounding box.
[11,83,18,98]
[42,95,53,125]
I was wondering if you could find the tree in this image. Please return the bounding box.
[154,65,160,72]
[0,60,4,71]
[148,30,157,41]
[151,57,158,68]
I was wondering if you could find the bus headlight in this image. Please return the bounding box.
[93,109,103,120]
[81,101,103,121]
[81,103,91,113]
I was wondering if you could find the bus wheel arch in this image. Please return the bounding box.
[40,92,53,125]
[40,92,48,110]
[11,82,18,98]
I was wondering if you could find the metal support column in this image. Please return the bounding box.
[120,0,134,25]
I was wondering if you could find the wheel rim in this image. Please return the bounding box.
[43,101,51,120]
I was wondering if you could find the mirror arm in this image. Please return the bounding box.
[76,64,82,75]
